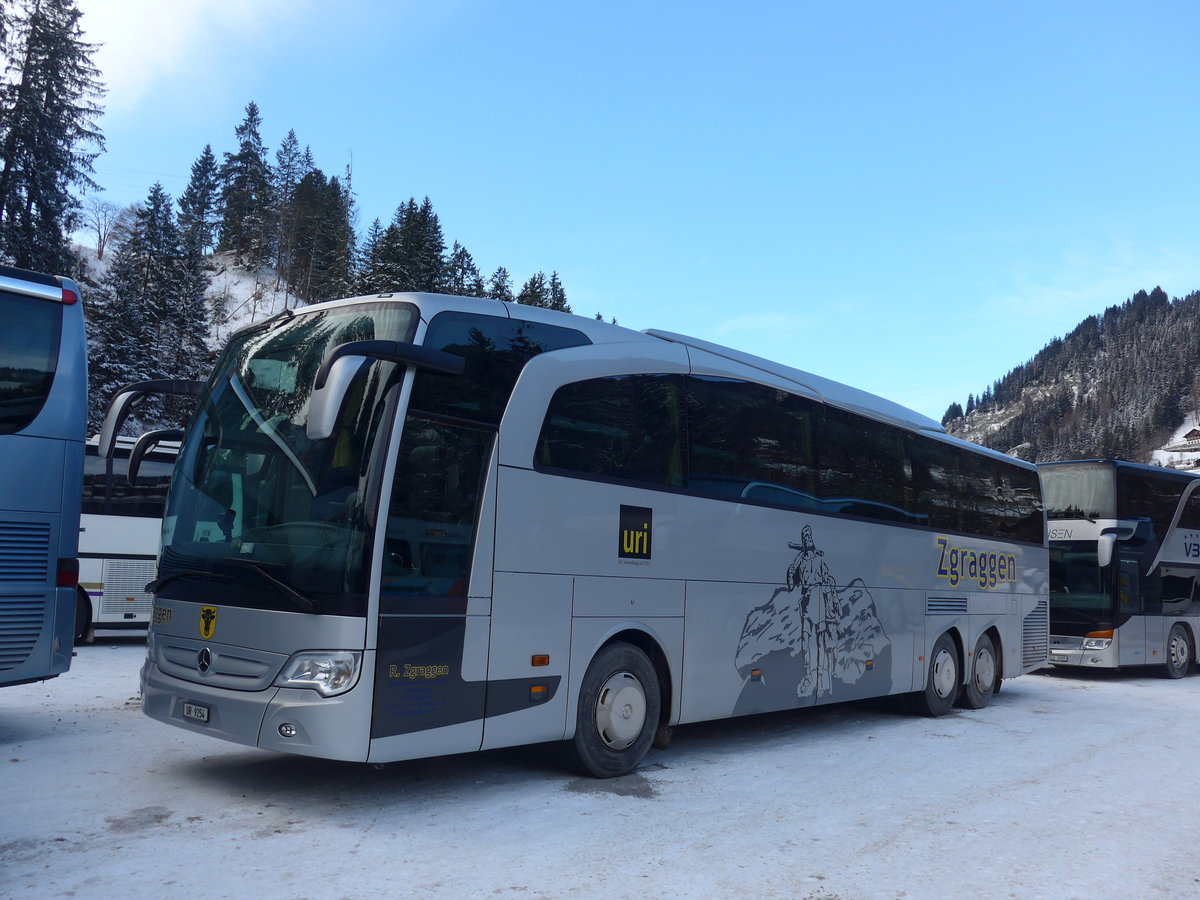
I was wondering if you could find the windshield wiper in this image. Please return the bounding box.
[242,561,320,613]
[148,560,319,613]
[146,569,233,592]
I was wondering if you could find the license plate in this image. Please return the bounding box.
[1050,653,1068,663]
[182,702,209,723]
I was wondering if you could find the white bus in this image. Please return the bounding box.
[1041,459,1200,677]
[110,293,1048,776]
[76,437,176,642]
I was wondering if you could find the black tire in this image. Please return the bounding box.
[74,588,93,644]
[1163,623,1191,679]
[909,632,959,717]
[569,642,660,778]
[958,633,998,709]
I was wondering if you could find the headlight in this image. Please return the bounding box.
[1081,637,1112,650]
[274,651,362,697]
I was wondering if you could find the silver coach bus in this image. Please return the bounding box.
[1042,459,1200,676]
[108,293,1048,776]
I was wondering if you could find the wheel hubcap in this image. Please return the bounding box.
[931,648,957,699]
[974,647,996,693]
[1170,632,1189,669]
[594,671,647,750]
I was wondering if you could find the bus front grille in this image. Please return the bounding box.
[0,596,43,670]
[0,521,51,582]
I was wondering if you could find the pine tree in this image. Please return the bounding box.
[547,271,571,312]
[88,183,209,429]
[272,129,307,288]
[356,217,387,294]
[440,241,485,297]
[285,168,355,304]
[0,0,104,271]
[517,271,548,307]
[217,101,274,268]
[177,144,219,253]
[487,266,514,302]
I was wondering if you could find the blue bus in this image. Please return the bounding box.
[0,265,87,686]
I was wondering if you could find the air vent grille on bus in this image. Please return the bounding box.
[100,559,157,616]
[926,596,968,615]
[1022,599,1050,670]
[0,596,43,670]
[0,521,51,582]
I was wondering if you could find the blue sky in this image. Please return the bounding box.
[75,0,1200,422]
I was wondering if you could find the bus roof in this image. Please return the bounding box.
[234,291,1005,454]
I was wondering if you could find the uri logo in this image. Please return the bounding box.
[199,605,217,640]
[618,505,653,560]
[733,524,891,715]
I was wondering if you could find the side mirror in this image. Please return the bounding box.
[1097,533,1117,568]
[306,340,465,441]
[97,379,205,459]
[128,428,184,482]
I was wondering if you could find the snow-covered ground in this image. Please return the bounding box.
[5,642,1200,899]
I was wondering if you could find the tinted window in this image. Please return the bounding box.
[1118,470,1189,531]
[537,374,684,486]
[382,416,494,598]
[686,376,820,508]
[411,312,590,425]
[534,373,1043,543]
[82,448,174,517]
[1178,488,1200,529]
[0,291,61,434]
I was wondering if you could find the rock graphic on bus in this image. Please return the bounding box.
[733,524,891,714]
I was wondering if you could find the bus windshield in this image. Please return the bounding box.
[1048,540,1111,625]
[159,303,419,616]
[1041,463,1116,520]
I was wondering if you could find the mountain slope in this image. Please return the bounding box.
[945,287,1200,465]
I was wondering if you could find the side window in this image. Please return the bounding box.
[1117,556,1143,614]
[81,449,111,514]
[382,416,493,598]
[0,291,61,434]
[1176,486,1200,529]
[815,405,917,523]
[536,375,684,486]
[685,376,819,508]
[411,312,590,425]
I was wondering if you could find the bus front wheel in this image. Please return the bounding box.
[1163,624,1192,679]
[910,632,959,717]
[958,633,997,709]
[570,642,660,778]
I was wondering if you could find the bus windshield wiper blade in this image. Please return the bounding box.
[149,561,318,613]
[146,569,233,593]
[244,561,320,613]
[201,557,320,613]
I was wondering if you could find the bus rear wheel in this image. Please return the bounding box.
[958,633,997,709]
[909,632,959,717]
[1163,624,1191,679]
[74,588,93,645]
[569,642,660,778]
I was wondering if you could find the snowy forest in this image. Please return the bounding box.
[943,286,1200,464]
[0,0,577,432]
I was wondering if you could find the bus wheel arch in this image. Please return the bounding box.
[569,636,665,778]
[958,629,1000,709]
[909,630,960,717]
[1162,622,1194,679]
[74,587,93,644]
